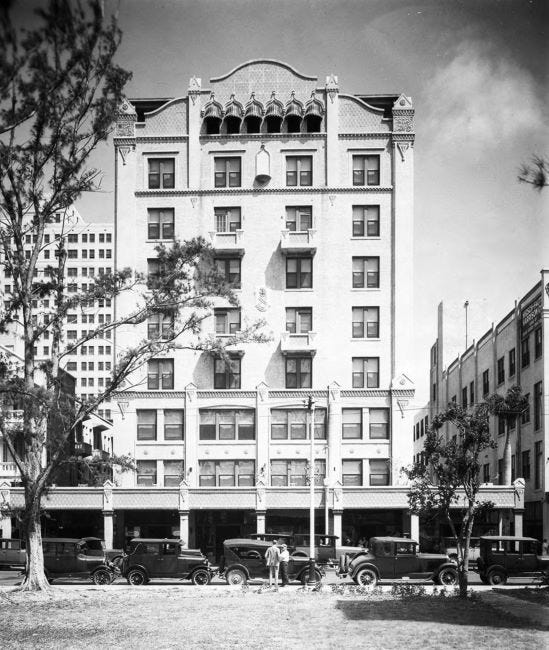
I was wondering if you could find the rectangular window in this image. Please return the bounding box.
[137,410,157,441]
[147,312,174,340]
[164,410,184,440]
[462,387,468,409]
[342,409,362,439]
[286,257,312,289]
[352,357,379,388]
[498,416,505,436]
[285,307,312,334]
[534,381,542,430]
[136,460,157,486]
[352,205,380,237]
[511,454,516,482]
[285,206,312,231]
[214,308,241,335]
[369,408,389,439]
[497,357,505,385]
[285,356,312,389]
[352,155,380,186]
[147,359,174,390]
[509,348,516,376]
[469,381,475,405]
[214,357,241,389]
[482,369,489,396]
[369,459,389,485]
[534,441,542,489]
[483,464,490,483]
[68,249,78,259]
[199,409,255,441]
[521,337,530,368]
[214,207,241,232]
[67,267,77,277]
[66,362,77,372]
[199,460,255,487]
[522,393,530,424]
[342,460,362,486]
[352,257,379,288]
[269,459,325,487]
[352,306,379,338]
[534,327,542,358]
[163,460,184,487]
[522,450,531,480]
[214,157,241,188]
[148,209,174,240]
[270,408,326,440]
[498,459,504,485]
[148,158,175,189]
[215,258,241,288]
[286,156,312,186]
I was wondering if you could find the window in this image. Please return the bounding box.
[147,312,174,340]
[199,409,255,441]
[497,357,505,385]
[521,337,530,368]
[534,381,542,430]
[509,348,516,377]
[522,450,530,480]
[286,257,312,289]
[352,257,379,288]
[482,370,489,397]
[214,157,241,188]
[352,155,380,186]
[163,460,184,487]
[137,410,157,441]
[164,410,184,440]
[199,460,255,487]
[89,234,95,243]
[469,381,475,405]
[352,357,379,388]
[498,416,505,436]
[81,250,87,259]
[353,205,380,238]
[270,459,325,487]
[352,307,379,338]
[215,207,241,232]
[148,158,175,189]
[67,330,77,340]
[99,249,105,259]
[285,207,312,231]
[462,387,468,409]
[534,327,542,358]
[147,359,174,389]
[147,209,174,240]
[68,249,77,259]
[286,156,312,186]
[270,408,326,440]
[522,393,530,424]
[67,267,77,277]
[511,454,516,482]
[534,441,542,489]
[369,459,389,485]
[106,249,112,259]
[342,460,362,486]
[342,409,362,439]
[136,460,157,486]
[286,307,312,334]
[66,362,77,372]
[89,249,95,259]
[370,408,389,439]
[285,356,312,388]
[214,308,241,335]
[483,464,490,483]
[99,234,104,243]
[215,258,241,288]
[214,357,241,389]
[106,233,112,243]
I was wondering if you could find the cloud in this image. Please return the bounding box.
[423,41,544,150]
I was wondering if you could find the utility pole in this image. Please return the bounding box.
[464,300,469,349]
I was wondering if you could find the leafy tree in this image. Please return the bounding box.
[0,0,267,592]
[518,155,548,190]
[403,402,495,598]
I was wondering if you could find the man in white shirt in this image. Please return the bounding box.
[279,543,290,587]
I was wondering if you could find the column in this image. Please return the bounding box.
[103,512,114,549]
[185,383,198,487]
[187,76,202,189]
[327,382,342,486]
[514,509,524,537]
[179,511,189,545]
[498,510,504,535]
[324,75,340,186]
[410,514,420,543]
[255,383,270,485]
[333,510,343,543]
[256,511,266,535]
[0,483,11,538]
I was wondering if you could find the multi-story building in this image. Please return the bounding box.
[424,271,548,541]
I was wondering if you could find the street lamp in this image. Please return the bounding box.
[305,395,316,586]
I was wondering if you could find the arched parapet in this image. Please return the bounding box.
[338,94,390,133]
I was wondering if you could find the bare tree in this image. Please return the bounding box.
[518,155,548,191]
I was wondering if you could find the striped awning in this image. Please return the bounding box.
[224,94,244,118]
[265,91,284,118]
[305,93,324,117]
[285,92,304,118]
[245,93,264,118]
[203,94,223,119]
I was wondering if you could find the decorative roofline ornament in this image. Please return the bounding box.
[325,74,339,103]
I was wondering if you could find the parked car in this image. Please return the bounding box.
[41,537,115,584]
[248,533,363,565]
[0,538,26,570]
[221,538,325,585]
[338,536,458,587]
[120,538,214,586]
[442,536,481,568]
[476,535,549,585]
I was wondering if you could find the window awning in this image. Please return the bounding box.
[305,93,324,117]
[202,93,223,119]
[265,91,284,118]
[224,94,244,118]
[285,91,304,118]
[245,93,263,118]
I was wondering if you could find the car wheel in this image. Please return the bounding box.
[127,568,147,586]
[226,569,247,585]
[355,568,378,587]
[191,569,211,586]
[437,567,458,586]
[300,569,322,585]
[487,569,507,586]
[92,568,113,586]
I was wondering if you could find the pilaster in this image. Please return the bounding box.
[102,480,114,548]
[185,383,198,488]
[187,76,202,189]
[255,382,270,484]
[327,381,342,485]
[324,75,340,186]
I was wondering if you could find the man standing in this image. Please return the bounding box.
[279,543,290,587]
[265,539,280,588]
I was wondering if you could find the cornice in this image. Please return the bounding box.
[200,133,326,142]
[391,133,415,142]
[135,186,393,197]
[113,137,136,146]
[340,390,390,398]
[135,135,189,143]
[198,390,257,399]
[338,133,391,139]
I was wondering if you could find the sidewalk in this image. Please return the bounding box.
[477,590,549,627]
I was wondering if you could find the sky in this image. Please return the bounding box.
[16,0,549,402]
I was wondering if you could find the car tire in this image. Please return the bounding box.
[191,569,211,586]
[225,568,247,585]
[127,568,147,586]
[355,568,378,587]
[437,567,458,586]
[300,569,322,585]
[92,568,113,586]
[487,569,507,586]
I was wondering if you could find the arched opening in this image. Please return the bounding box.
[304,115,322,133]
[285,115,302,133]
[265,116,282,133]
[244,115,261,134]
[204,117,221,135]
[224,116,241,134]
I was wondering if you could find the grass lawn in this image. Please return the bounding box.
[1,587,546,650]
[494,586,549,607]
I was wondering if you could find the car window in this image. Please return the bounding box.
[396,543,415,555]
[85,539,104,551]
[162,544,177,556]
[523,541,538,554]
[132,542,159,555]
[43,542,57,554]
[372,542,393,557]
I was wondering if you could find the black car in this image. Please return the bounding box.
[338,537,458,587]
[120,538,214,585]
[221,538,324,585]
[41,537,115,585]
[249,533,362,565]
[476,535,549,585]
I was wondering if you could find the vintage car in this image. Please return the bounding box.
[41,537,116,584]
[338,537,458,586]
[220,538,324,585]
[0,538,26,570]
[442,536,481,568]
[476,535,549,585]
[120,538,214,585]
[248,533,363,565]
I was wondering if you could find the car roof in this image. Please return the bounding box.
[480,535,539,542]
[129,538,182,543]
[42,538,85,543]
[370,537,418,544]
[225,538,271,547]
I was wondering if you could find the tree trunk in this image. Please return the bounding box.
[457,508,475,599]
[502,420,512,485]
[19,489,50,592]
